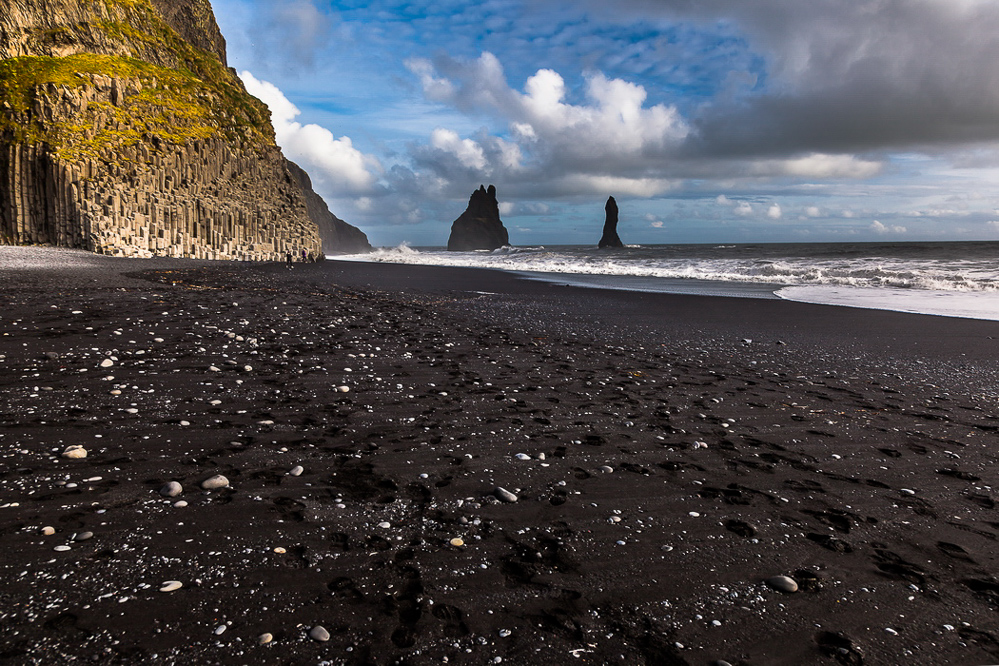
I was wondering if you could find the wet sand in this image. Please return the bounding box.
[1,248,998,665]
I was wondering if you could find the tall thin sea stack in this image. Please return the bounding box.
[598,196,624,248]
[447,185,510,251]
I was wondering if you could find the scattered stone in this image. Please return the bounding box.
[514,453,531,460]
[74,531,93,541]
[494,487,518,503]
[309,626,330,642]
[159,581,183,593]
[273,547,287,554]
[766,575,799,593]
[100,359,114,368]
[337,385,350,393]
[377,521,391,528]
[289,465,304,477]
[258,633,273,645]
[41,526,56,536]
[173,500,188,508]
[53,545,71,552]
[200,475,229,490]
[450,538,465,547]
[214,625,226,635]
[160,481,183,497]
[62,445,87,459]
[599,465,614,473]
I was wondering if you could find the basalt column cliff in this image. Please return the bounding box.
[0,0,360,259]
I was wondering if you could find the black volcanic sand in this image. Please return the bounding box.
[1,251,999,666]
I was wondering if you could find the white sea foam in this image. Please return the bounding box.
[348,244,999,291]
[341,242,999,319]
[777,285,999,321]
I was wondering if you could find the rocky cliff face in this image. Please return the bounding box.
[0,0,324,260]
[447,184,509,251]
[286,161,371,256]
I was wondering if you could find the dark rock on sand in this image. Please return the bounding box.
[447,185,510,251]
[598,196,624,248]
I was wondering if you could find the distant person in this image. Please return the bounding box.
[302,249,307,262]
[286,251,293,268]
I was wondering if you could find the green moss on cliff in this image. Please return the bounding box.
[0,53,274,162]
[0,0,275,161]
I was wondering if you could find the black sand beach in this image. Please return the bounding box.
[1,248,998,665]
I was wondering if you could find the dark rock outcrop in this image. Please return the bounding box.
[286,160,371,255]
[447,184,509,251]
[0,0,324,260]
[598,196,624,248]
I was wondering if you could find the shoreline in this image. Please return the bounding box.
[1,249,998,665]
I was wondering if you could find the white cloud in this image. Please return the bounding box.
[716,194,733,206]
[870,220,907,234]
[430,129,487,170]
[767,203,782,219]
[806,206,821,217]
[407,53,689,192]
[749,154,883,179]
[240,71,382,194]
[734,201,753,216]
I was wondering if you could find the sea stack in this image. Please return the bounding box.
[598,196,624,248]
[447,185,510,251]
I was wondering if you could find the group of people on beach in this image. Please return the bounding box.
[286,249,319,266]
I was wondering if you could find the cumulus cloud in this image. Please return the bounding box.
[767,203,782,219]
[405,53,688,193]
[240,71,382,195]
[556,0,999,155]
[806,206,821,217]
[870,220,907,234]
[734,201,753,216]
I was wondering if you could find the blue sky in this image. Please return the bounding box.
[211,0,999,247]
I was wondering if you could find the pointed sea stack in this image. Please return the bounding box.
[447,185,510,251]
[598,196,624,248]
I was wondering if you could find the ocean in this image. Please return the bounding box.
[337,241,999,321]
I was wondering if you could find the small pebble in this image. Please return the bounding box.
[498,629,512,638]
[494,487,518,503]
[53,545,71,552]
[309,626,330,642]
[100,359,114,368]
[766,575,799,593]
[41,526,56,536]
[274,547,287,554]
[337,385,350,393]
[74,531,93,541]
[258,633,273,645]
[450,538,465,547]
[214,625,226,636]
[599,465,614,473]
[200,475,229,490]
[173,500,188,508]
[62,446,87,459]
[160,481,183,497]
[159,581,183,593]
[514,453,531,460]
[289,466,304,477]
[377,521,391,529]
